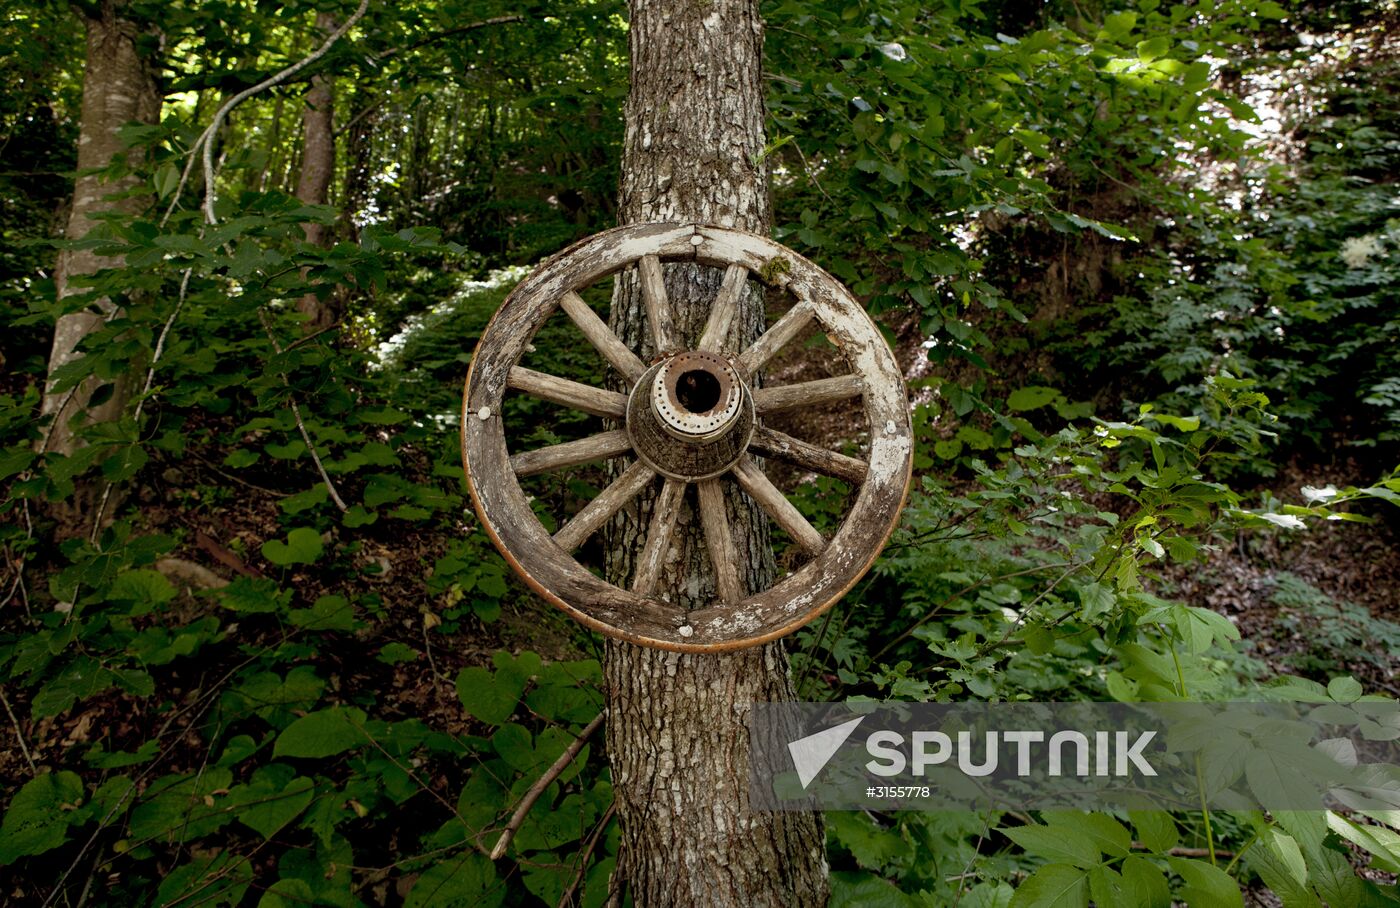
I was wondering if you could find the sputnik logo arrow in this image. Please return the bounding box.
[788,716,865,789]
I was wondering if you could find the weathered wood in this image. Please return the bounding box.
[461,223,913,651]
[696,477,743,603]
[559,290,646,382]
[752,374,864,415]
[749,425,867,484]
[510,430,633,477]
[732,456,825,556]
[697,263,749,353]
[637,254,676,353]
[554,459,656,553]
[736,299,816,377]
[631,478,687,595]
[507,366,627,418]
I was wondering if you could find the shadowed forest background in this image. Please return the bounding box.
[1,0,1399,904]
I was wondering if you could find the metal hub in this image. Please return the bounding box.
[652,350,742,442]
[626,352,754,481]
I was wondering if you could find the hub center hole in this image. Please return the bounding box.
[676,369,722,413]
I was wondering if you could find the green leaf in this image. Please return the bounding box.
[1102,11,1137,39]
[377,642,419,665]
[0,771,86,864]
[1246,827,1320,908]
[1003,824,1101,868]
[1136,37,1170,62]
[1151,413,1200,432]
[404,852,503,907]
[1120,855,1170,907]
[261,527,324,566]
[108,569,177,613]
[1167,857,1242,908]
[1129,810,1179,853]
[231,771,314,839]
[1045,812,1131,857]
[1009,863,1088,907]
[1008,386,1060,411]
[289,594,357,631]
[1327,676,1363,703]
[1075,582,1115,621]
[280,485,328,515]
[830,871,916,908]
[456,666,519,725]
[273,707,368,759]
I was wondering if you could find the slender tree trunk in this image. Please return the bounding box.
[294,12,337,330]
[40,1,159,510]
[602,2,829,905]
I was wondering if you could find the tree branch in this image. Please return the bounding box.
[490,712,606,861]
[374,15,524,62]
[161,0,372,227]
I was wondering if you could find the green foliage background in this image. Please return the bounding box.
[0,0,1398,905]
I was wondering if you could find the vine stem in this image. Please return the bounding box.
[490,711,606,860]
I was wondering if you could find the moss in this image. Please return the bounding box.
[757,255,791,286]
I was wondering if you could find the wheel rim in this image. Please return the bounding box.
[462,223,913,652]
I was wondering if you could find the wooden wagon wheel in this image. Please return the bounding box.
[462,223,913,652]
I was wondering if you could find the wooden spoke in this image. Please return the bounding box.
[749,425,867,485]
[637,254,676,353]
[736,299,816,376]
[732,456,825,556]
[631,478,687,596]
[697,264,749,353]
[559,291,647,383]
[510,430,633,477]
[752,374,863,415]
[697,478,744,604]
[553,459,656,553]
[507,366,627,419]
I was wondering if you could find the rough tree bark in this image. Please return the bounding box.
[601,1,829,905]
[40,1,160,521]
[294,11,338,330]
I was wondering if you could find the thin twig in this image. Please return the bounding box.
[88,268,194,542]
[374,15,523,62]
[490,712,606,861]
[557,802,616,908]
[0,687,37,775]
[257,309,349,511]
[161,0,372,227]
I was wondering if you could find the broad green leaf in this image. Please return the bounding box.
[1045,812,1131,857]
[261,527,324,566]
[404,852,503,907]
[1136,37,1171,62]
[231,771,314,840]
[1129,810,1179,853]
[0,771,86,864]
[1003,824,1101,868]
[456,665,520,725]
[274,707,368,759]
[1121,855,1170,907]
[1168,857,1243,908]
[1008,386,1060,411]
[1009,863,1088,907]
[280,484,328,515]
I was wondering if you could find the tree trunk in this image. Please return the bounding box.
[601,2,829,905]
[40,2,159,489]
[294,11,337,330]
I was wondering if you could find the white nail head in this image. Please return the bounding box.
[478,407,491,421]
[690,235,703,246]
[679,624,694,637]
